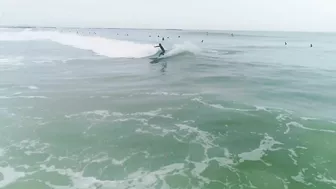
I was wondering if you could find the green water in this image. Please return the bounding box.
[0,28,336,189]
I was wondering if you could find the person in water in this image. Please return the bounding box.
[154,43,165,56]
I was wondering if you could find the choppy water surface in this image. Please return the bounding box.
[0,28,336,189]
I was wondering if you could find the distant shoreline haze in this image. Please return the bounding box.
[1,25,335,34]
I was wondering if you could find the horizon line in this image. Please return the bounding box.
[0,25,335,34]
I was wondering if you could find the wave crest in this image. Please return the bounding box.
[0,30,158,58]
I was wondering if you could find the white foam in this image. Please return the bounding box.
[288,149,298,165]
[291,169,313,186]
[114,118,148,125]
[255,106,271,112]
[137,91,199,97]
[28,86,39,90]
[111,157,129,166]
[288,149,298,157]
[158,114,173,119]
[238,134,282,164]
[162,42,201,58]
[300,117,318,121]
[135,128,153,135]
[141,124,177,137]
[0,148,4,157]
[21,96,47,99]
[133,109,160,116]
[316,175,336,185]
[207,49,218,53]
[189,162,211,185]
[175,123,218,163]
[192,162,208,175]
[80,153,110,163]
[296,146,308,150]
[291,171,305,183]
[0,56,24,71]
[211,157,235,167]
[0,166,25,188]
[275,176,290,189]
[65,110,114,119]
[40,162,185,189]
[66,109,165,120]
[141,92,180,96]
[0,56,24,66]
[192,97,251,112]
[285,121,335,134]
[127,163,185,187]
[0,30,158,58]
[41,165,110,189]
[86,110,110,118]
[175,123,215,149]
[11,140,50,157]
[276,114,290,122]
[0,96,47,99]
[16,165,30,170]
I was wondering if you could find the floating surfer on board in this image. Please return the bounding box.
[154,43,165,56]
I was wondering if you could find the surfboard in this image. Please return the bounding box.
[150,57,163,64]
[149,52,168,63]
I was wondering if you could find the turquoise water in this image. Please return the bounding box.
[0,28,336,189]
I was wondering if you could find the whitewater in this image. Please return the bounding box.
[1,27,336,189]
[0,29,200,59]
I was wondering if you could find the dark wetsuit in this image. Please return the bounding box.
[155,43,165,56]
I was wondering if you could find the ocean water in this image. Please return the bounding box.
[0,27,336,189]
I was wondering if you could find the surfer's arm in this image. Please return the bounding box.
[154,45,159,48]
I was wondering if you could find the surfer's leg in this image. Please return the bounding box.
[160,49,165,56]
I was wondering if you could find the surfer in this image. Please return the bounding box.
[154,43,165,56]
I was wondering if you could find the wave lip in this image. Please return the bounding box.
[0,30,158,58]
[161,42,201,58]
[0,166,25,188]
